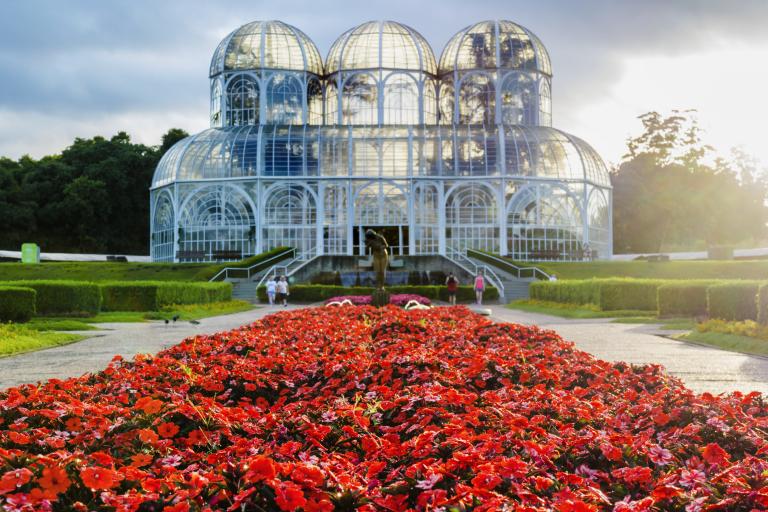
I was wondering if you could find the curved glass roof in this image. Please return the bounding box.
[210,20,323,77]
[326,21,437,75]
[152,126,609,188]
[439,20,551,76]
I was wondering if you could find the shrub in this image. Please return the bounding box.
[0,286,36,322]
[0,280,101,316]
[195,247,292,281]
[657,281,720,317]
[597,279,663,311]
[100,283,159,311]
[257,285,498,303]
[759,284,768,326]
[707,282,760,321]
[100,282,233,311]
[529,280,600,306]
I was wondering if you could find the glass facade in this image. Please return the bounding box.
[151,19,612,262]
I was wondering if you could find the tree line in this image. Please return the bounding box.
[0,113,765,256]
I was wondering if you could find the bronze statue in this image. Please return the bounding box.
[364,229,389,289]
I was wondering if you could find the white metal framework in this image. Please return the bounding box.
[151,19,612,262]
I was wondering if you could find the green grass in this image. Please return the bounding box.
[531,260,768,281]
[506,300,652,319]
[677,331,768,357]
[0,324,84,357]
[26,318,98,331]
[0,262,211,282]
[145,300,255,321]
[611,317,697,330]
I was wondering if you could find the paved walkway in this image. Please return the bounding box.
[1,304,767,395]
[488,306,768,395]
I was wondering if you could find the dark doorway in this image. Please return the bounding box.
[353,226,409,256]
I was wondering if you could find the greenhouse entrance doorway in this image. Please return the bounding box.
[354,225,409,256]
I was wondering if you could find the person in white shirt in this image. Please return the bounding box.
[266,276,277,305]
[276,276,289,307]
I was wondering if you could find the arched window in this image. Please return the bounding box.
[423,78,437,125]
[263,185,317,256]
[307,77,323,125]
[210,80,223,127]
[266,73,303,124]
[354,182,407,226]
[458,74,494,126]
[323,185,347,254]
[324,80,339,125]
[382,73,420,124]
[499,73,537,125]
[539,79,552,126]
[413,183,439,254]
[446,183,498,252]
[439,81,455,125]
[151,193,175,262]
[341,73,378,125]
[226,75,259,126]
[178,186,256,260]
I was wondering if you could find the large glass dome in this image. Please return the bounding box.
[210,20,323,77]
[326,21,437,75]
[439,20,551,76]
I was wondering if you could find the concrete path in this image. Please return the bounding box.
[1,304,767,396]
[488,305,768,395]
[0,305,301,389]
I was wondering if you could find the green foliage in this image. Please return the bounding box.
[707,282,761,321]
[0,286,36,322]
[0,280,101,316]
[100,281,233,311]
[256,285,498,303]
[100,283,159,311]
[697,318,768,341]
[597,279,662,311]
[759,284,768,326]
[529,280,601,306]
[0,324,83,357]
[0,261,211,282]
[657,281,719,317]
[613,111,768,253]
[194,247,293,281]
[536,260,768,281]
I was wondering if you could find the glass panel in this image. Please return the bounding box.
[342,73,378,125]
[226,75,259,126]
[266,73,303,124]
[382,73,420,124]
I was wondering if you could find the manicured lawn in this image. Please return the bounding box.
[144,300,255,321]
[35,300,255,324]
[528,260,768,280]
[0,324,84,357]
[0,262,211,282]
[677,331,768,357]
[26,318,98,331]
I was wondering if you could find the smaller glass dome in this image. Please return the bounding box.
[210,20,323,77]
[439,20,551,76]
[326,20,437,75]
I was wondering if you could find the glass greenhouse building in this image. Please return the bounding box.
[150,20,612,263]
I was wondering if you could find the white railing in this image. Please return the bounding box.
[466,249,552,281]
[209,248,297,282]
[445,247,505,298]
[254,254,320,291]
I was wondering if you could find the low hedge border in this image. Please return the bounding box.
[257,285,498,304]
[657,281,720,317]
[100,282,233,311]
[707,282,761,321]
[759,284,768,325]
[0,286,36,322]
[0,280,101,316]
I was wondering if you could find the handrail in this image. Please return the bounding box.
[209,248,297,282]
[445,247,505,299]
[466,249,552,281]
[254,254,319,290]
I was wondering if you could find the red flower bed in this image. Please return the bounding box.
[324,294,431,307]
[1,305,768,511]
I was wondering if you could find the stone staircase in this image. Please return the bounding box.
[465,254,536,303]
[228,257,312,304]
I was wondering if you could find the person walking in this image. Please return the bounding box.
[276,276,289,307]
[445,272,459,305]
[474,273,485,305]
[266,276,277,305]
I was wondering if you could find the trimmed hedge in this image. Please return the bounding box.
[257,285,498,303]
[598,279,662,311]
[657,281,719,317]
[529,280,600,306]
[100,282,233,311]
[0,280,101,316]
[195,247,292,281]
[707,282,760,321]
[0,286,36,322]
[759,284,768,326]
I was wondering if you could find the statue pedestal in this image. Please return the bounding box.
[371,289,390,308]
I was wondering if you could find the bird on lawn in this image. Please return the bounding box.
[164,319,169,325]
[189,319,200,325]
[172,314,180,323]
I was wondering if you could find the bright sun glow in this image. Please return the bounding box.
[565,44,768,167]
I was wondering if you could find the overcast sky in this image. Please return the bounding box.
[2,0,768,166]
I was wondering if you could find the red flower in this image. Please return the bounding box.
[157,422,180,439]
[80,467,120,490]
[291,464,324,487]
[38,465,71,496]
[274,481,307,511]
[137,428,159,444]
[244,455,277,483]
[0,468,33,494]
[702,443,730,466]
